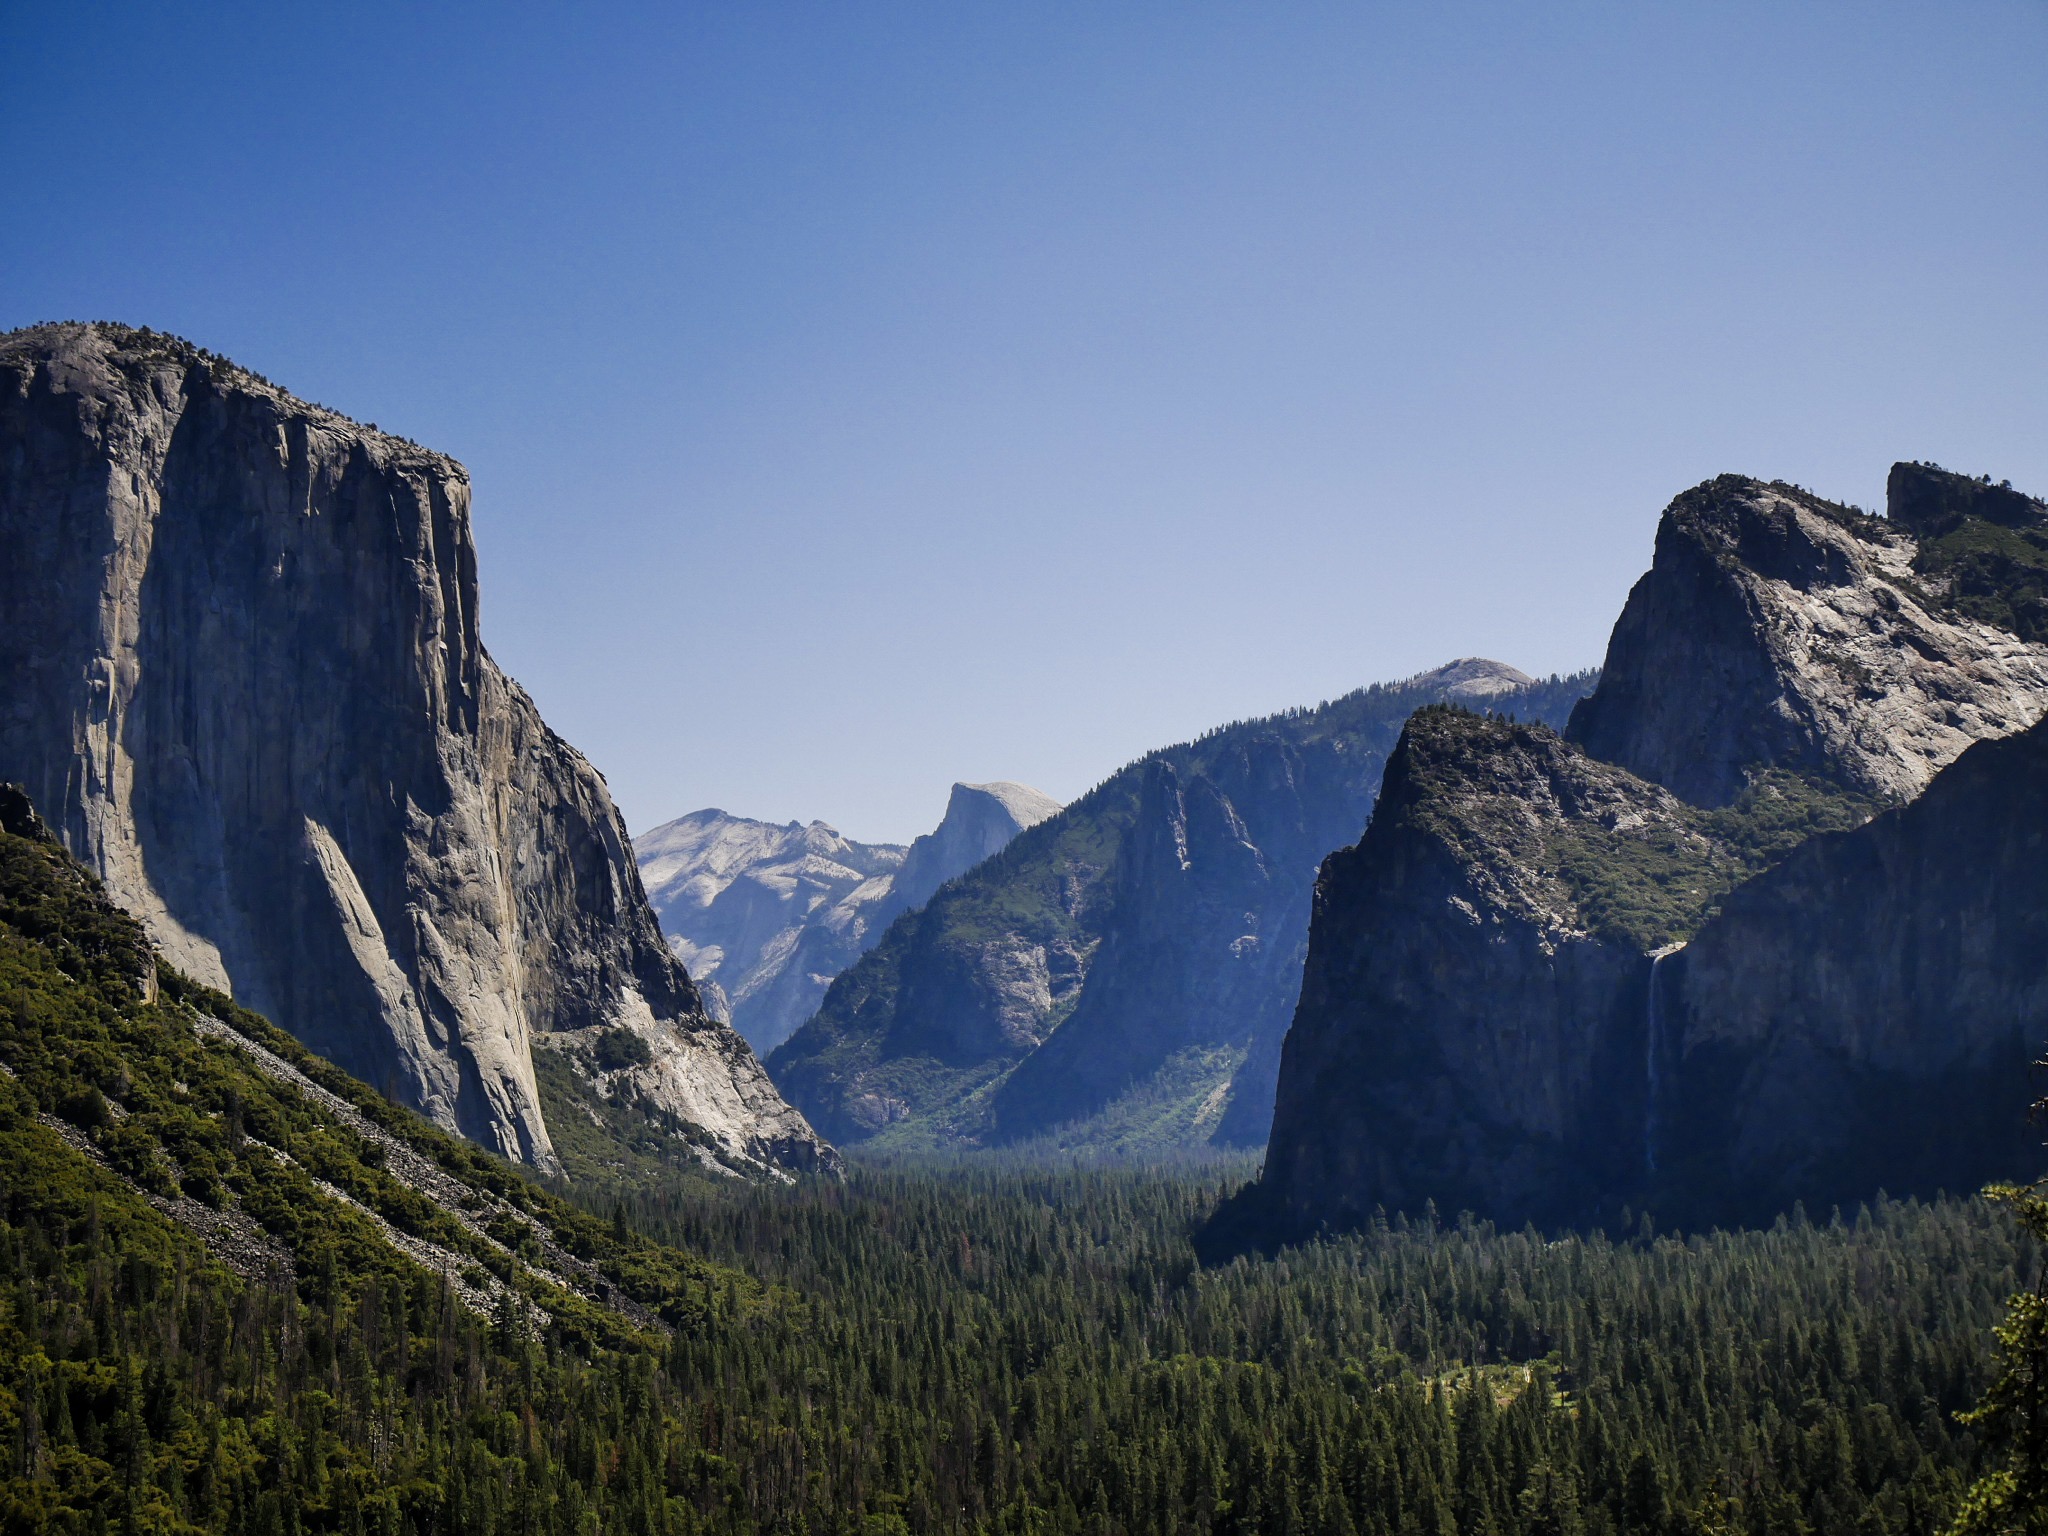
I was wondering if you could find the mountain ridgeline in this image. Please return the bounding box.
[0,322,832,1180]
[768,661,1596,1155]
[1250,465,2048,1240]
[637,782,1061,1055]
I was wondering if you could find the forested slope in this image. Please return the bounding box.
[772,661,1595,1155]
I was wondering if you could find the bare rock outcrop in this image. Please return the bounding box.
[1249,468,2048,1239]
[0,322,833,1176]
[1567,476,2048,806]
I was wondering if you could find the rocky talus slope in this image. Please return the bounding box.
[637,782,1059,1056]
[770,661,1595,1154]
[0,322,832,1177]
[0,784,739,1343]
[1254,468,2048,1236]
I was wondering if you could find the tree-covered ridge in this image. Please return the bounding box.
[771,667,1598,1155]
[0,792,753,1346]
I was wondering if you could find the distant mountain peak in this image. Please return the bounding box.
[767,667,1598,1155]
[1406,658,1538,700]
[636,783,1060,1055]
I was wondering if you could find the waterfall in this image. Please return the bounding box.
[1644,943,1684,1175]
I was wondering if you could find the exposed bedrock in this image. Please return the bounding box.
[0,322,833,1175]
[1253,468,2048,1239]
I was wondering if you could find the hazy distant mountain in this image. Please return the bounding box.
[768,660,1596,1156]
[638,783,1062,1054]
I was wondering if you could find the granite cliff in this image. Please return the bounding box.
[1568,475,2048,805]
[1253,468,2048,1237]
[636,781,1058,1055]
[0,322,833,1178]
[1657,712,2048,1225]
[769,661,1595,1154]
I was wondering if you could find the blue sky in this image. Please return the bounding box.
[6,3,2044,842]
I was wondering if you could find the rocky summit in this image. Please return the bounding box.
[1252,466,2048,1238]
[768,661,1596,1155]
[1569,475,2048,806]
[636,781,1059,1055]
[0,322,833,1178]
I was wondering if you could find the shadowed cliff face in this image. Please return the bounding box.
[769,661,1597,1155]
[1262,713,1713,1231]
[1658,715,2048,1225]
[0,322,834,1176]
[1253,468,2048,1239]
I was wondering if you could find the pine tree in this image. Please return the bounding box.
[1949,1179,2048,1536]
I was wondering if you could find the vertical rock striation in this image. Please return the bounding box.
[1259,711,1723,1230]
[1657,715,2048,1224]
[0,322,833,1175]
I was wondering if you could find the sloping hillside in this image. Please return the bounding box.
[0,783,746,1346]
[771,661,1595,1154]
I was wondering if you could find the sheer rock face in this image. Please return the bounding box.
[0,322,833,1176]
[1659,717,2048,1225]
[1567,476,2048,807]
[1256,470,2048,1236]
[1261,713,1692,1231]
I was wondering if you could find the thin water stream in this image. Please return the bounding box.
[1645,943,1685,1174]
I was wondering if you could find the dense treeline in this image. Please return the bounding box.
[3,1145,2021,1533]
[0,795,2031,1534]
[635,1170,2012,1536]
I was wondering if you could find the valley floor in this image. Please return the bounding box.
[17,1145,2010,1535]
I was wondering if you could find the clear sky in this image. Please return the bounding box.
[5,4,2044,843]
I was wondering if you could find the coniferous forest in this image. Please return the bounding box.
[0,772,2041,1534]
[0,1142,2028,1535]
